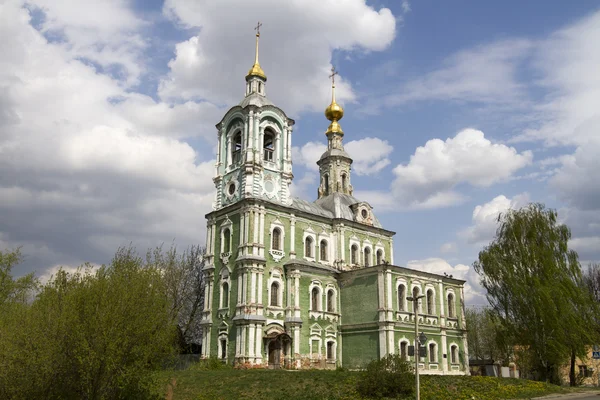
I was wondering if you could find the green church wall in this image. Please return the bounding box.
[339,273,379,325]
[341,331,379,369]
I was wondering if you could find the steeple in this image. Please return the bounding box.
[316,67,353,199]
[247,21,266,80]
[244,22,267,99]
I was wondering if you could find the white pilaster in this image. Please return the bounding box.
[290,214,296,258]
[251,271,257,304]
[248,323,256,359]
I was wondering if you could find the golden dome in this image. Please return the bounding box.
[325,77,344,135]
[247,62,266,80]
[325,99,344,121]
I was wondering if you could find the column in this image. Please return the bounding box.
[441,330,448,373]
[259,207,265,257]
[390,238,394,265]
[257,270,264,308]
[294,271,300,317]
[290,214,296,258]
[237,272,243,304]
[242,271,248,305]
[244,210,250,249]
[253,208,259,253]
[255,324,263,364]
[250,270,257,304]
[236,327,241,357]
[248,323,255,359]
[205,326,211,357]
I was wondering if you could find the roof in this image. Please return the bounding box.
[239,93,274,108]
[284,258,339,273]
[314,193,383,228]
[318,148,352,162]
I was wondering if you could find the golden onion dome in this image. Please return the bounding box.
[325,99,344,121]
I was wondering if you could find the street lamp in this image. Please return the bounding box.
[407,294,425,400]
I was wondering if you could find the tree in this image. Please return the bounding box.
[147,244,205,352]
[465,306,509,364]
[0,246,178,399]
[473,203,599,384]
[0,247,37,306]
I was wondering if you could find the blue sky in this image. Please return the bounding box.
[1,0,599,304]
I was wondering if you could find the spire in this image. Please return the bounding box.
[246,22,267,81]
[325,66,344,135]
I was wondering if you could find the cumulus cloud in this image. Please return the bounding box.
[0,2,216,275]
[292,137,393,176]
[159,0,396,115]
[461,193,530,245]
[440,242,458,254]
[406,258,486,305]
[389,129,532,209]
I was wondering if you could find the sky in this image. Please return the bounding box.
[1,0,600,305]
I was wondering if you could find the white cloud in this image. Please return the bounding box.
[292,142,327,172]
[406,258,486,305]
[345,137,393,176]
[440,242,458,254]
[363,39,532,115]
[25,0,148,86]
[389,129,532,209]
[0,2,216,275]
[159,0,396,115]
[461,193,530,245]
[293,137,393,176]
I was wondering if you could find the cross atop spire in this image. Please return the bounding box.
[329,66,338,87]
[254,21,262,37]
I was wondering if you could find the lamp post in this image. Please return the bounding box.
[407,294,425,400]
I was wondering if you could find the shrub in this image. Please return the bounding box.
[356,354,414,399]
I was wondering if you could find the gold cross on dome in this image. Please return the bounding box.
[329,66,338,86]
[255,21,262,36]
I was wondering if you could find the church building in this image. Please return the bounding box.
[199,25,469,374]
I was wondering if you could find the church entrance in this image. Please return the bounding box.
[265,332,292,369]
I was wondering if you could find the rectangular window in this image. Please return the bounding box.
[400,342,407,360]
[327,342,334,360]
[264,148,273,162]
[220,339,227,359]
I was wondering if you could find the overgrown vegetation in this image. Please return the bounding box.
[356,354,414,399]
[0,245,204,399]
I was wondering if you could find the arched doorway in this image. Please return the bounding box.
[265,332,292,369]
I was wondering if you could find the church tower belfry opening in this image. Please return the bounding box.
[317,67,353,199]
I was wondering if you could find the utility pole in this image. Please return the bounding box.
[407,294,425,400]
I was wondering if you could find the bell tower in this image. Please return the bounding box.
[317,67,353,199]
[212,23,295,210]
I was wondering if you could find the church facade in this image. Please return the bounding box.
[199,26,469,374]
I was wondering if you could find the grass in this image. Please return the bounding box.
[159,368,581,400]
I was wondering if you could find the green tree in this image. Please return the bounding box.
[0,247,37,306]
[473,203,599,384]
[0,246,177,399]
[147,244,205,352]
[466,306,509,364]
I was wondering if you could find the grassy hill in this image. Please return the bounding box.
[160,367,574,400]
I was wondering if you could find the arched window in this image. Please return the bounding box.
[429,343,437,362]
[341,173,347,192]
[376,249,383,265]
[351,244,358,265]
[324,174,329,196]
[327,289,335,312]
[232,132,242,164]
[223,228,231,253]
[272,228,281,251]
[270,282,279,307]
[222,282,229,308]
[311,287,320,311]
[450,345,459,364]
[305,236,314,258]
[398,284,406,312]
[426,289,434,315]
[364,247,371,267]
[220,339,227,359]
[448,293,455,318]
[263,129,274,162]
[320,240,328,261]
[400,341,408,361]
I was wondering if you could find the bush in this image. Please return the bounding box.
[356,354,414,399]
